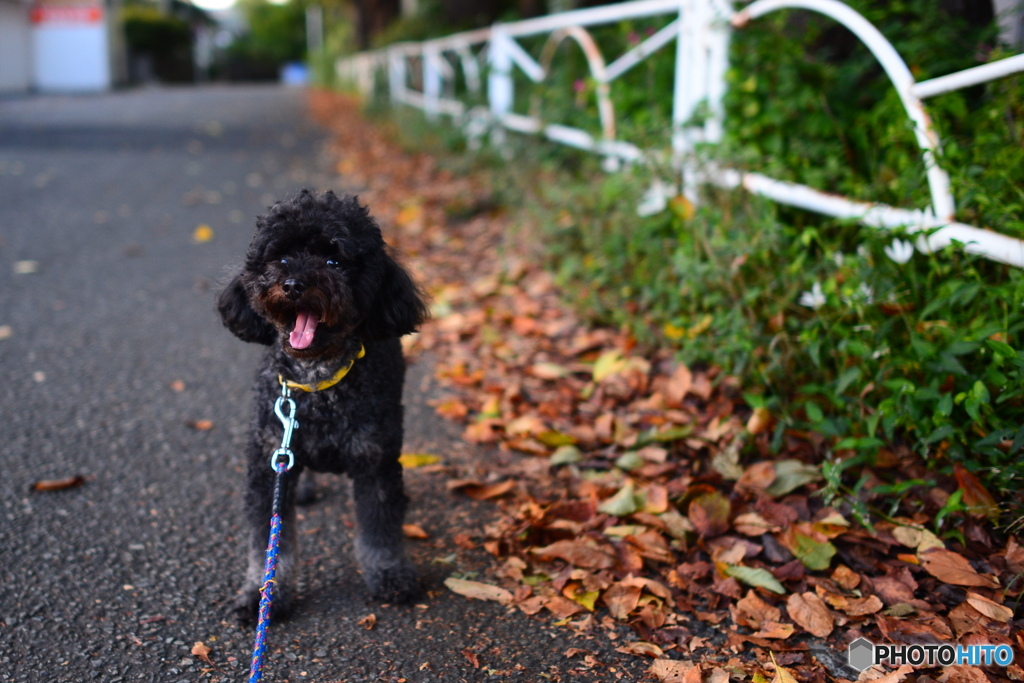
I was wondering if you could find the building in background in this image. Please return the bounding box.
[31,0,116,91]
[0,0,220,94]
[0,0,33,92]
[0,0,120,93]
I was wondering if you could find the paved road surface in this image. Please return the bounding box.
[0,86,648,682]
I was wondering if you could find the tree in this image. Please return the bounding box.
[229,0,308,69]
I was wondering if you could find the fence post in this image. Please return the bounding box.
[388,48,406,104]
[356,54,374,98]
[488,25,514,148]
[673,0,707,198]
[673,0,731,198]
[704,0,732,145]
[424,44,442,120]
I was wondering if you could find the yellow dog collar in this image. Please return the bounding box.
[279,345,366,393]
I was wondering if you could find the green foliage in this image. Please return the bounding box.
[121,5,190,54]
[229,0,308,67]
[371,0,521,47]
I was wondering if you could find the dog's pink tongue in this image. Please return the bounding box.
[289,312,318,349]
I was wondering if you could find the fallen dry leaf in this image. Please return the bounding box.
[31,475,85,492]
[964,592,1013,623]
[786,591,833,638]
[602,581,642,620]
[616,641,664,658]
[732,590,781,629]
[192,224,214,243]
[543,595,585,619]
[891,525,944,552]
[688,490,730,538]
[831,564,860,590]
[733,511,779,536]
[919,548,1000,588]
[937,664,993,683]
[443,578,512,605]
[402,523,430,539]
[462,419,503,443]
[870,665,915,683]
[769,652,798,683]
[191,641,212,664]
[736,461,776,492]
[530,539,617,569]
[358,613,376,630]
[746,406,772,434]
[433,398,469,420]
[398,452,442,468]
[953,463,1000,521]
[752,621,796,639]
[828,593,883,617]
[448,479,515,500]
[187,420,214,431]
[529,362,570,380]
[663,364,692,408]
[649,659,700,682]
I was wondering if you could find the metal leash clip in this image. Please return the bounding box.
[270,383,298,472]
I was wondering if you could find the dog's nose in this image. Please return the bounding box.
[282,278,306,300]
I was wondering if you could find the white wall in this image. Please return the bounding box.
[32,3,111,91]
[0,0,32,93]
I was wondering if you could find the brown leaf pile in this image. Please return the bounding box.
[308,91,1023,682]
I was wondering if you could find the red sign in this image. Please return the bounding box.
[30,5,104,24]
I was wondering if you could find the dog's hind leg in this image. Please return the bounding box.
[351,457,420,603]
[234,458,302,624]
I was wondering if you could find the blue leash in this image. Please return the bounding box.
[249,383,299,683]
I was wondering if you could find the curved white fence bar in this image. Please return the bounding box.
[734,0,955,223]
[537,27,617,141]
[336,0,1024,268]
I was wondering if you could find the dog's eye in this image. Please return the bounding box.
[326,259,339,268]
[280,258,289,265]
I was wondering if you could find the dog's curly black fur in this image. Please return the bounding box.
[218,189,428,622]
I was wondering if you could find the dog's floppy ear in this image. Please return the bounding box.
[217,275,275,345]
[361,251,429,340]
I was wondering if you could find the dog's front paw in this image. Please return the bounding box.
[365,562,420,604]
[232,582,295,625]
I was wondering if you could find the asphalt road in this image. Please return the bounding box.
[0,86,650,683]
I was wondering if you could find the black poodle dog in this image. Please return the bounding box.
[217,189,428,622]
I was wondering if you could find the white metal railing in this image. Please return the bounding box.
[336,0,1024,267]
